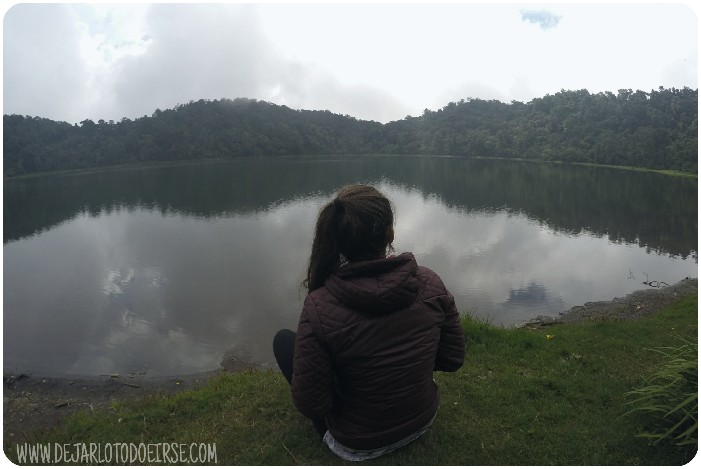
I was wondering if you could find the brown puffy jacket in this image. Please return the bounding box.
[291,252,465,450]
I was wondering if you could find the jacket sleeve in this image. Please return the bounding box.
[291,295,334,420]
[434,290,466,372]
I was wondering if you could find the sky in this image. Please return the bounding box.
[2,1,699,124]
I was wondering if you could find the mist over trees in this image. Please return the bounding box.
[3,87,697,177]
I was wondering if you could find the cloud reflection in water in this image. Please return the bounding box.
[3,165,697,377]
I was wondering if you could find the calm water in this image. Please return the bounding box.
[3,156,698,377]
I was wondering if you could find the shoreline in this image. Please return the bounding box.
[2,371,222,445]
[519,277,697,328]
[4,277,698,445]
[5,154,696,181]
[3,354,270,445]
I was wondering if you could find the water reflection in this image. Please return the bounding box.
[4,198,321,376]
[505,283,562,311]
[4,156,697,259]
[388,185,695,326]
[3,157,698,377]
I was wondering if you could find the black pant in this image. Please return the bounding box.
[273,328,328,436]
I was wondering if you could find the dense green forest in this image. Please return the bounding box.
[3,87,697,177]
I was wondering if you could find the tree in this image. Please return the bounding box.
[3,88,697,176]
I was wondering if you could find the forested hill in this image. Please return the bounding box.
[3,87,697,177]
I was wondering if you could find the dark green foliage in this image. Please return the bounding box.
[625,336,698,447]
[3,87,698,177]
[385,87,697,172]
[3,98,385,177]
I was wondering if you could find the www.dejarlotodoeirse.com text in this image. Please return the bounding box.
[14,442,218,465]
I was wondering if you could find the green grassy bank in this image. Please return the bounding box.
[5,295,697,465]
[570,161,697,178]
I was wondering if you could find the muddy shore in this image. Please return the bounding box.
[2,372,222,446]
[4,277,697,446]
[3,352,264,446]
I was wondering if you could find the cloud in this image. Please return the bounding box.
[3,3,408,123]
[3,4,89,122]
[109,4,410,123]
[3,3,697,124]
[273,63,411,122]
[107,4,275,119]
[520,10,561,30]
[660,54,699,90]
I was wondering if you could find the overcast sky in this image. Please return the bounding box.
[3,1,698,124]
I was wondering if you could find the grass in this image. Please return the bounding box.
[624,335,698,446]
[462,155,697,178]
[571,161,697,178]
[4,294,697,465]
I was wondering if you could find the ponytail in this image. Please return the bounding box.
[303,184,394,292]
[304,202,343,292]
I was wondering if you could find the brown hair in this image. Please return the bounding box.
[303,184,394,292]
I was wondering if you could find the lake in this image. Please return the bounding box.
[3,156,697,377]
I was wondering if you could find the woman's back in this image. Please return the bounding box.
[273,184,465,461]
[292,253,464,450]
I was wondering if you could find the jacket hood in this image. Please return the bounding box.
[324,252,420,314]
